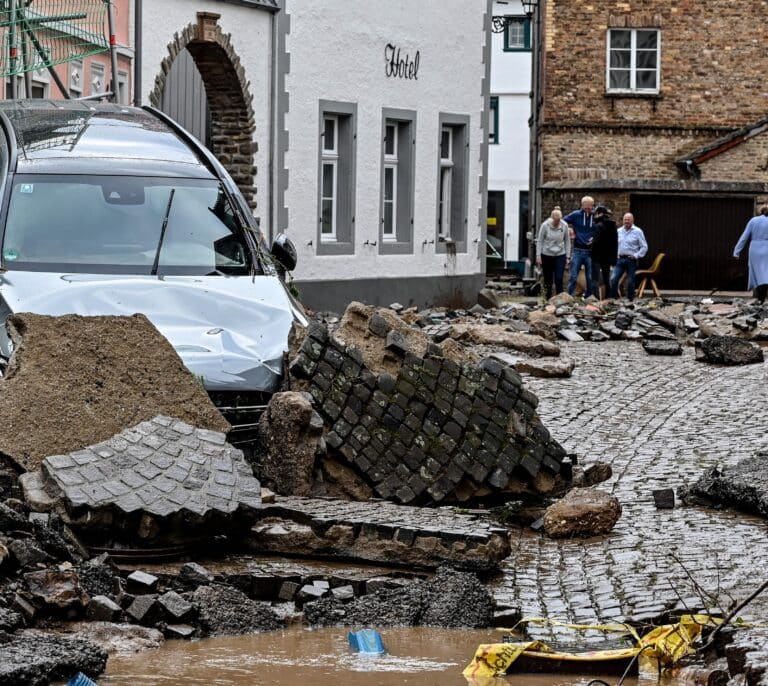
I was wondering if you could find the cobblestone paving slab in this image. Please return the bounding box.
[251,495,511,570]
[42,417,261,541]
[492,342,768,646]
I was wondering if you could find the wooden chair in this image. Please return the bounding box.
[617,252,666,298]
[636,252,665,298]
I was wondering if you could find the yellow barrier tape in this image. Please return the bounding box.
[464,615,724,680]
[462,641,544,679]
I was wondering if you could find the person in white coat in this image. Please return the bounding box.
[734,205,768,303]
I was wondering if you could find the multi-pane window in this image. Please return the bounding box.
[607,29,660,93]
[438,126,454,239]
[504,17,531,51]
[320,115,338,241]
[382,122,398,240]
[489,96,499,145]
[317,102,356,254]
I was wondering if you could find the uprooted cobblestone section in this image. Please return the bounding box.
[249,495,511,571]
[289,321,567,505]
[40,417,261,546]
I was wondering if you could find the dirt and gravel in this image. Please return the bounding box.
[0,313,229,470]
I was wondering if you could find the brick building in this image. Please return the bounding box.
[536,1,768,290]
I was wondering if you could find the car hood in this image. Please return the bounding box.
[0,271,305,392]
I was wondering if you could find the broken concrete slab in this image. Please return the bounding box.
[0,314,229,471]
[514,357,575,379]
[449,323,561,356]
[248,495,511,571]
[41,416,261,546]
[696,335,764,365]
[23,569,89,613]
[543,488,622,538]
[642,339,683,356]
[65,621,164,656]
[681,455,768,518]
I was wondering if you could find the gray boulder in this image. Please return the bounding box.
[543,487,622,538]
[697,336,764,365]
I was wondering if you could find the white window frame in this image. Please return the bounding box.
[320,115,339,241]
[606,28,661,95]
[382,122,398,241]
[438,126,454,239]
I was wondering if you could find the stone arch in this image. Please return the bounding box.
[150,13,257,207]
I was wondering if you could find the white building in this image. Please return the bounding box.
[137,0,492,312]
[487,0,533,270]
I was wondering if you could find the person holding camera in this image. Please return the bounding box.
[591,205,618,300]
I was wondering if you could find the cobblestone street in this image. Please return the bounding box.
[492,341,768,644]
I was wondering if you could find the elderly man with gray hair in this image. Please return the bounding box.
[563,196,597,298]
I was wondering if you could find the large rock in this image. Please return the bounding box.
[477,288,502,310]
[0,314,228,471]
[258,392,325,496]
[543,487,622,538]
[696,335,764,365]
[23,569,89,612]
[192,584,282,636]
[0,632,107,685]
[41,416,261,546]
[681,455,768,518]
[643,339,683,356]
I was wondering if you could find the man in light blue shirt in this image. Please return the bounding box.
[609,213,648,301]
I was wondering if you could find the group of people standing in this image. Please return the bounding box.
[535,196,649,301]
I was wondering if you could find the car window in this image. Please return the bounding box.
[2,175,256,276]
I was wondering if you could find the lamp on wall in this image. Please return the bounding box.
[491,0,539,32]
[520,0,538,18]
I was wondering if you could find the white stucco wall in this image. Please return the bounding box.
[284,0,489,284]
[488,1,532,262]
[140,1,274,231]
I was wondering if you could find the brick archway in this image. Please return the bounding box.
[150,13,257,207]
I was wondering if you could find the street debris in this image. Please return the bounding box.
[348,628,385,654]
[286,303,569,506]
[37,417,261,547]
[542,487,622,538]
[304,566,494,629]
[0,313,229,471]
[696,335,764,365]
[248,495,511,571]
[681,454,768,518]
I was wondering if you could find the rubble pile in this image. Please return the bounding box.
[286,303,569,505]
[0,313,229,471]
[303,566,494,629]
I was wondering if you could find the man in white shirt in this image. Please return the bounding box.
[609,213,648,301]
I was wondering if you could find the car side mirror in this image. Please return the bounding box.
[270,233,297,273]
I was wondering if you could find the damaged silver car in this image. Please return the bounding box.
[0,100,305,438]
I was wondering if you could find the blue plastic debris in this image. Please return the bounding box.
[348,628,385,655]
[67,673,97,686]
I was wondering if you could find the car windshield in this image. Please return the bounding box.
[2,175,255,275]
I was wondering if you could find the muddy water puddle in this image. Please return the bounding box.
[100,626,642,686]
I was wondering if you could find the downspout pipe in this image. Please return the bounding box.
[133,0,142,106]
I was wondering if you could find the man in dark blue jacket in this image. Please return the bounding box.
[564,196,596,297]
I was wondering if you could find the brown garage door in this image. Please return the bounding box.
[629,195,754,291]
